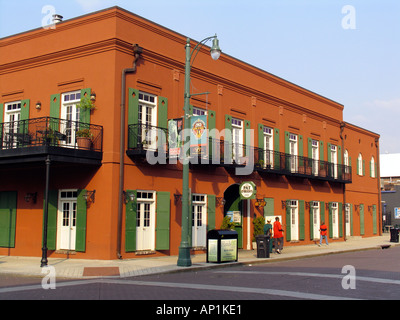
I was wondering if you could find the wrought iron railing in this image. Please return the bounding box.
[126,125,352,182]
[0,117,103,152]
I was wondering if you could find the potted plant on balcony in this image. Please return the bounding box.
[76,128,93,150]
[77,96,96,111]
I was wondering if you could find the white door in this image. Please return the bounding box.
[331,145,338,179]
[311,201,320,240]
[264,127,273,168]
[289,134,298,172]
[4,101,21,148]
[59,201,77,250]
[136,191,155,251]
[192,195,207,248]
[345,204,351,237]
[312,140,319,175]
[290,200,299,241]
[331,202,339,238]
[138,92,157,150]
[232,118,243,162]
[61,91,81,147]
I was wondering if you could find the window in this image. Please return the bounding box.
[263,127,274,168]
[370,156,375,178]
[357,153,363,175]
[4,101,21,148]
[344,150,350,174]
[61,91,81,147]
[138,92,158,150]
[289,134,298,172]
[193,107,206,116]
[330,144,338,178]
[232,118,243,160]
[311,139,319,175]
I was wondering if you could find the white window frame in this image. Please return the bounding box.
[192,194,207,249]
[57,189,78,251]
[358,153,363,176]
[289,133,298,172]
[263,126,274,168]
[370,156,375,178]
[311,201,320,240]
[138,92,158,150]
[136,190,156,251]
[193,107,206,116]
[61,91,82,147]
[232,118,243,161]
[4,101,22,148]
[330,144,338,179]
[311,139,319,175]
[289,200,299,241]
[331,202,339,238]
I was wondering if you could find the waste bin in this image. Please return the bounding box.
[207,229,238,263]
[256,235,270,258]
[390,228,399,243]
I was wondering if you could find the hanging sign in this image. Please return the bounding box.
[190,115,207,156]
[239,181,257,200]
[168,118,183,158]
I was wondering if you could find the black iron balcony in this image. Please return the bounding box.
[254,148,352,183]
[127,123,169,159]
[0,117,103,165]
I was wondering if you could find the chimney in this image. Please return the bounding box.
[52,14,63,24]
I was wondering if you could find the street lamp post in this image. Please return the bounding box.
[177,35,221,267]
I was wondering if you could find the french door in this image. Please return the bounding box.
[61,91,81,147]
[4,101,21,148]
[57,190,78,251]
[136,191,155,251]
[192,195,207,248]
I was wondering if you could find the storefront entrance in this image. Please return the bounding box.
[224,184,243,248]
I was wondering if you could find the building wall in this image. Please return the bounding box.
[0,7,381,260]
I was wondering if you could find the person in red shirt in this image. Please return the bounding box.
[273,217,284,254]
[319,221,329,246]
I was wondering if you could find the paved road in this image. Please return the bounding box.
[1,247,399,304]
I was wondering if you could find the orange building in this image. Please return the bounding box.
[0,7,380,261]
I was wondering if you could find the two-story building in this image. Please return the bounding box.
[0,6,380,261]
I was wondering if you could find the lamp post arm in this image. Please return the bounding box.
[189,35,217,67]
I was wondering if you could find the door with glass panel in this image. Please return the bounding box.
[264,127,273,168]
[311,201,320,240]
[61,91,81,147]
[192,194,207,248]
[289,134,298,172]
[311,139,319,175]
[4,101,21,148]
[136,191,155,251]
[57,190,78,251]
[232,118,243,162]
[331,202,339,238]
[138,92,157,150]
[289,200,299,241]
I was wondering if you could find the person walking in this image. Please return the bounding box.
[263,219,273,253]
[319,221,329,246]
[273,217,284,254]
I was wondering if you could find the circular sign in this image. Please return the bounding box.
[239,181,256,199]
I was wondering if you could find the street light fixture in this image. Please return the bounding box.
[177,34,221,267]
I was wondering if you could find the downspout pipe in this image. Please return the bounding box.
[117,44,142,260]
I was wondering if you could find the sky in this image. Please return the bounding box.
[1,0,399,154]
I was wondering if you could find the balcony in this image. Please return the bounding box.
[254,149,352,183]
[126,124,168,160]
[125,125,352,183]
[0,117,103,166]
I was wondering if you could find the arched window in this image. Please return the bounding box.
[370,156,375,178]
[357,153,363,176]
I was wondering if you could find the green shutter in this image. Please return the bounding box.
[307,138,313,158]
[299,200,305,240]
[80,88,91,125]
[328,202,333,238]
[284,131,290,170]
[128,88,139,148]
[158,96,168,130]
[207,195,216,231]
[360,204,365,235]
[208,110,216,159]
[319,141,324,161]
[244,120,251,156]
[43,190,58,250]
[263,198,274,217]
[339,202,343,238]
[125,190,137,252]
[75,189,87,252]
[350,204,354,236]
[50,94,61,119]
[0,191,17,248]
[362,160,366,176]
[373,204,377,234]
[309,201,314,240]
[19,99,30,135]
[274,128,280,169]
[156,191,170,250]
[320,201,325,228]
[285,200,291,241]
[327,143,332,163]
